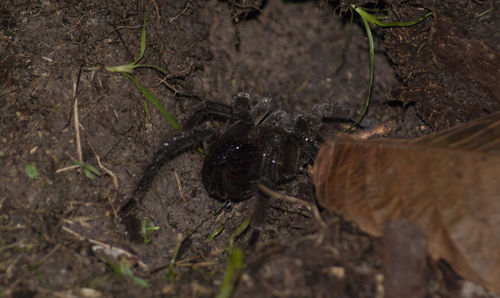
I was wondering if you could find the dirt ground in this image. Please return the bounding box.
[0,0,499,297]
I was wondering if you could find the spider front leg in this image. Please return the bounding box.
[241,125,301,244]
[248,118,320,243]
[289,115,321,160]
[183,92,253,130]
[120,127,217,240]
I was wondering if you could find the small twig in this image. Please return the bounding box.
[37,244,62,266]
[176,261,218,268]
[169,0,192,23]
[158,79,181,96]
[62,226,148,270]
[95,153,119,218]
[151,0,161,28]
[338,120,396,140]
[55,164,80,173]
[175,248,224,265]
[174,171,185,202]
[158,62,193,81]
[264,186,323,225]
[292,73,310,93]
[156,61,194,95]
[258,184,325,227]
[72,68,83,162]
[0,240,28,253]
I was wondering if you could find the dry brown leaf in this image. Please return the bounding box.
[313,112,500,293]
[383,220,428,298]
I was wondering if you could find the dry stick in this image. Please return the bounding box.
[159,62,193,81]
[169,0,192,23]
[55,164,80,173]
[175,248,224,265]
[151,0,161,28]
[95,153,119,218]
[174,171,186,202]
[0,240,28,253]
[56,69,83,175]
[338,120,396,140]
[72,67,120,217]
[72,70,83,163]
[37,244,62,266]
[157,62,194,95]
[62,225,148,270]
[258,184,325,227]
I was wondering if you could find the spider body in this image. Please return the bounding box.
[120,93,320,239]
[201,121,262,202]
[188,93,319,203]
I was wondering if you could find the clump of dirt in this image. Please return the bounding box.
[0,0,498,297]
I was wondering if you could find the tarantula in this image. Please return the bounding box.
[120,92,322,241]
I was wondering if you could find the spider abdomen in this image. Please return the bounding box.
[202,139,261,202]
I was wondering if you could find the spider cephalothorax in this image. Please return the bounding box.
[120,92,321,239]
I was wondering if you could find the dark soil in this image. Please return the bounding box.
[0,0,498,297]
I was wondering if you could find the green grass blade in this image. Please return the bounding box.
[216,248,244,298]
[142,97,150,126]
[141,220,160,244]
[167,233,187,282]
[105,64,137,74]
[335,8,354,72]
[83,163,101,176]
[353,6,432,27]
[228,217,251,253]
[132,15,147,65]
[346,6,431,131]
[347,11,374,131]
[117,258,150,288]
[124,73,181,130]
[72,161,101,180]
[206,225,224,242]
[135,64,170,76]
[83,168,96,180]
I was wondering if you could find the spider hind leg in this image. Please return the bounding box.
[119,127,217,240]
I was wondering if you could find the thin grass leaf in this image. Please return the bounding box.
[73,161,101,180]
[83,168,96,180]
[124,73,181,130]
[167,233,187,282]
[117,259,150,288]
[216,248,244,298]
[134,64,170,76]
[347,6,431,131]
[141,220,160,244]
[335,9,354,72]
[83,163,101,176]
[206,225,224,242]
[347,11,374,131]
[228,217,251,253]
[142,97,150,125]
[105,16,182,132]
[132,15,147,65]
[105,64,136,73]
[131,276,150,288]
[353,6,432,27]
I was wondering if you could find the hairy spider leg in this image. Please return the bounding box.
[242,125,297,244]
[182,102,237,130]
[119,127,217,215]
[289,115,320,160]
[183,93,254,130]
